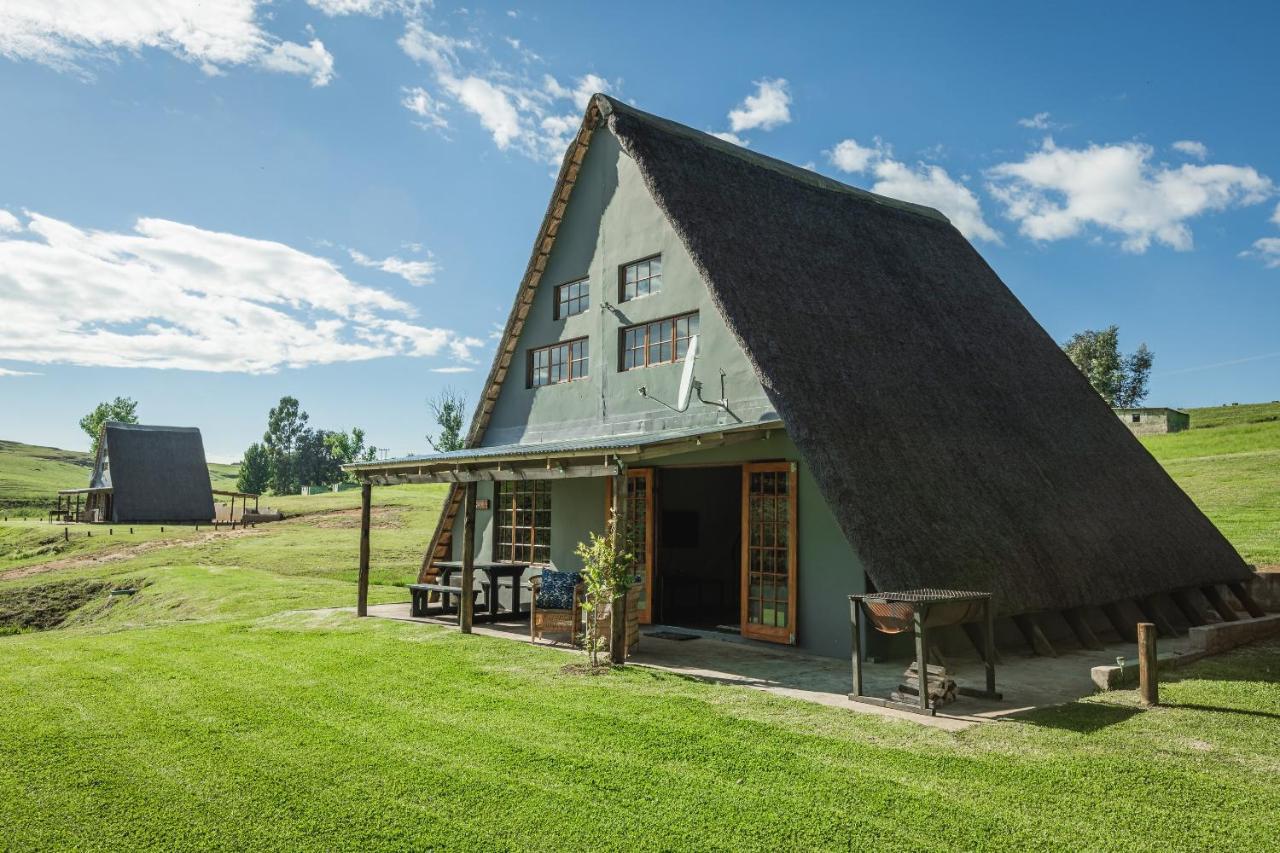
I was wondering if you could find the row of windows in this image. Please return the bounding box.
[552,255,664,320]
[526,311,698,388]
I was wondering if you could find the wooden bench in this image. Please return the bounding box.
[409,582,486,618]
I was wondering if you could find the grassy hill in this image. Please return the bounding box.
[1140,401,1280,566]
[0,440,240,514]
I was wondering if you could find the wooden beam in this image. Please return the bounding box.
[1170,589,1208,627]
[460,481,477,635]
[1137,622,1158,706]
[368,463,620,486]
[1012,614,1057,657]
[961,622,1002,664]
[1227,582,1266,618]
[1135,596,1180,637]
[1200,585,1239,622]
[609,471,627,665]
[1062,608,1105,650]
[357,483,371,617]
[1101,603,1139,642]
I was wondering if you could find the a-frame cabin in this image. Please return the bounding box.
[347,95,1252,658]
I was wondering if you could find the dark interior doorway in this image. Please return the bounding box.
[654,466,742,630]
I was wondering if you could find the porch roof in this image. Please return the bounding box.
[344,419,783,485]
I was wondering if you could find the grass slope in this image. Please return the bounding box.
[1141,402,1280,565]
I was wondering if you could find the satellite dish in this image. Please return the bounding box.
[675,334,699,411]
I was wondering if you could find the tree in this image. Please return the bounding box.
[324,427,379,480]
[79,397,139,456]
[1116,343,1154,409]
[1062,326,1154,408]
[426,387,467,453]
[236,442,271,495]
[295,429,344,490]
[263,396,309,495]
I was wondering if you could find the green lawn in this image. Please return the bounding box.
[0,416,1278,849]
[1141,402,1280,564]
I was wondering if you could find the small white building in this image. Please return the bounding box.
[1115,407,1190,435]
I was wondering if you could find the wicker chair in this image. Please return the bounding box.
[530,572,583,645]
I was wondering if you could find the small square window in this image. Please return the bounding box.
[620,255,662,302]
[554,278,589,319]
[1131,414,1141,423]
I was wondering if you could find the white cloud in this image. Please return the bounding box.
[1272,202,1280,227]
[259,39,335,87]
[1172,140,1208,160]
[710,131,749,147]
[987,139,1273,252]
[400,21,615,164]
[825,138,999,243]
[827,138,879,173]
[0,0,336,85]
[1017,112,1055,130]
[728,78,791,133]
[306,0,410,14]
[1245,238,1280,268]
[0,210,21,233]
[0,367,39,377]
[401,85,450,130]
[0,211,482,373]
[348,248,438,286]
[430,366,474,374]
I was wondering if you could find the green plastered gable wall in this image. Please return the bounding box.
[482,125,777,445]
[449,123,867,657]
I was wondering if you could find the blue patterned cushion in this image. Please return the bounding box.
[536,569,579,610]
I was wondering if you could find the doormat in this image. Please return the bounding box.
[645,630,701,642]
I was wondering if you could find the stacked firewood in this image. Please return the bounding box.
[891,663,957,706]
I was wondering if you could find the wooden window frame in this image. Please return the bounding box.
[740,461,798,645]
[527,337,589,388]
[618,254,663,303]
[618,311,699,372]
[553,277,590,320]
[605,469,655,624]
[492,480,551,565]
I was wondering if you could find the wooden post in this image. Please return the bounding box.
[984,597,997,696]
[357,482,371,617]
[1137,622,1158,706]
[459,481,477,634]
[849,597,863,698]
[610,471,627,664]
[913,605,930,713]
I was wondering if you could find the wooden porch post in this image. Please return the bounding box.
[610,470,627,664]
[357,482,371,616]
[460,481,477,634]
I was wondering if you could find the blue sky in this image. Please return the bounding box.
[1,1,1277,461]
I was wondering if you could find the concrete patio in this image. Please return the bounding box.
[363,601,1212,730]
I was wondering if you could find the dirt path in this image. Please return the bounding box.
[0,525,264,581]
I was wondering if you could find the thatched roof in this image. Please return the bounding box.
[95,422,214,523]
[596,95,1250,616]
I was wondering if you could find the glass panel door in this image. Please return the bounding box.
[741,462,798,644]
[606,469,655,624]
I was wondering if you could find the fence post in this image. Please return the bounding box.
[1138,622,1158,706]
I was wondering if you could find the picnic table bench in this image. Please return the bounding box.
[411,562,532,622]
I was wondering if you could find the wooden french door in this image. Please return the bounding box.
[741,462,798,644]
[605,469,655,624]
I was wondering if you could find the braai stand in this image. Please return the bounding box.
[849,590,1002,716]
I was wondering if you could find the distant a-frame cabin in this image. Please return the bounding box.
[346,95,1253,658]
[58,422,216,524]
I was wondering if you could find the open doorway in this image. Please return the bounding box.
[653,466,742,631]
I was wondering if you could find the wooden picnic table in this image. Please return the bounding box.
[432,561,532,622]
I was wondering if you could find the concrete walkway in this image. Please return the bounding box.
[364,602,1192,730]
